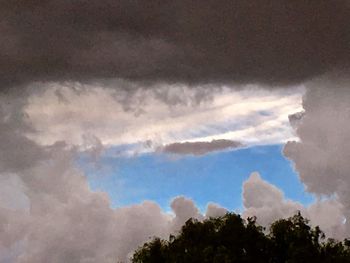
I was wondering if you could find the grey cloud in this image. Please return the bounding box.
[170,196,204,231]
[284,77,350,235]
[288,111,305,130]
[205,203,228,218]
[0,145,205,262]
[242,172,346,239]
[0,125,47,173]
[1,93,235,262]
[1,0,350,91]
[242,172,303,226]
[0,96,47,173]
[160,139,243,156]
[0,95,204,262]
[81,134,105,165]
[307,199,345,238]
[0,174,29,210]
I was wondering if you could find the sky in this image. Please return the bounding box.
[1,1,350,262]
[81,144,314,212]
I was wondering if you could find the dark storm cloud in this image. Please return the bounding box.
[1,0,350,90]
[160,139,243,155]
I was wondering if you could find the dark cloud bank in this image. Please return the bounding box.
[1,0,350,91]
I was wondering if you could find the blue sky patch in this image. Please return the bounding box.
[79,144,314,213]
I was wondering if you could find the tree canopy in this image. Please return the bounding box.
[132,213,350,263]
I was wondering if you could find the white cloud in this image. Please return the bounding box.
[24,84,303,154]
[205,203,228,218]
[242,172,346,239]
[242,172,304,227]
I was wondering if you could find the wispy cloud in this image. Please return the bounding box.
[24,84,303,154]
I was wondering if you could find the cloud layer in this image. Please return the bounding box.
[1,0,350,90]
[24,84,302,152]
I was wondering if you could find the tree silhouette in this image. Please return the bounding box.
[132,212,350,263]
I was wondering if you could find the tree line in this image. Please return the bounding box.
[132,212,350,263]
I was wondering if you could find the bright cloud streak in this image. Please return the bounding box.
[24,84,304,153]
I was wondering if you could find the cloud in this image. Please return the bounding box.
[0,140,204,261]
[284,76,350,235]
[205,203,228,218]
[307,199,345,238]
[0,97,149,261]
[0,78,306,261]
[288,111,305,130]
[1,0,349,90]
[0,94,235,262]
[0,95,47,173]
[170,196,204,231]
[23,85,302,152]
[1,87,348,261]
[242,172,303,227]
[159,139,243,156]
[0,174,29,211]
[242,172,346,238]
[1,18,349,260]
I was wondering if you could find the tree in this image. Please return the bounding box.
[132,212,350,263]
[132,238,168,263]
[269,212,323,263]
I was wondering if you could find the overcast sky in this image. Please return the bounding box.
[1,1,350,262]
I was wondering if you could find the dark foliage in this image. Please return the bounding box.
[132,212,350,263]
